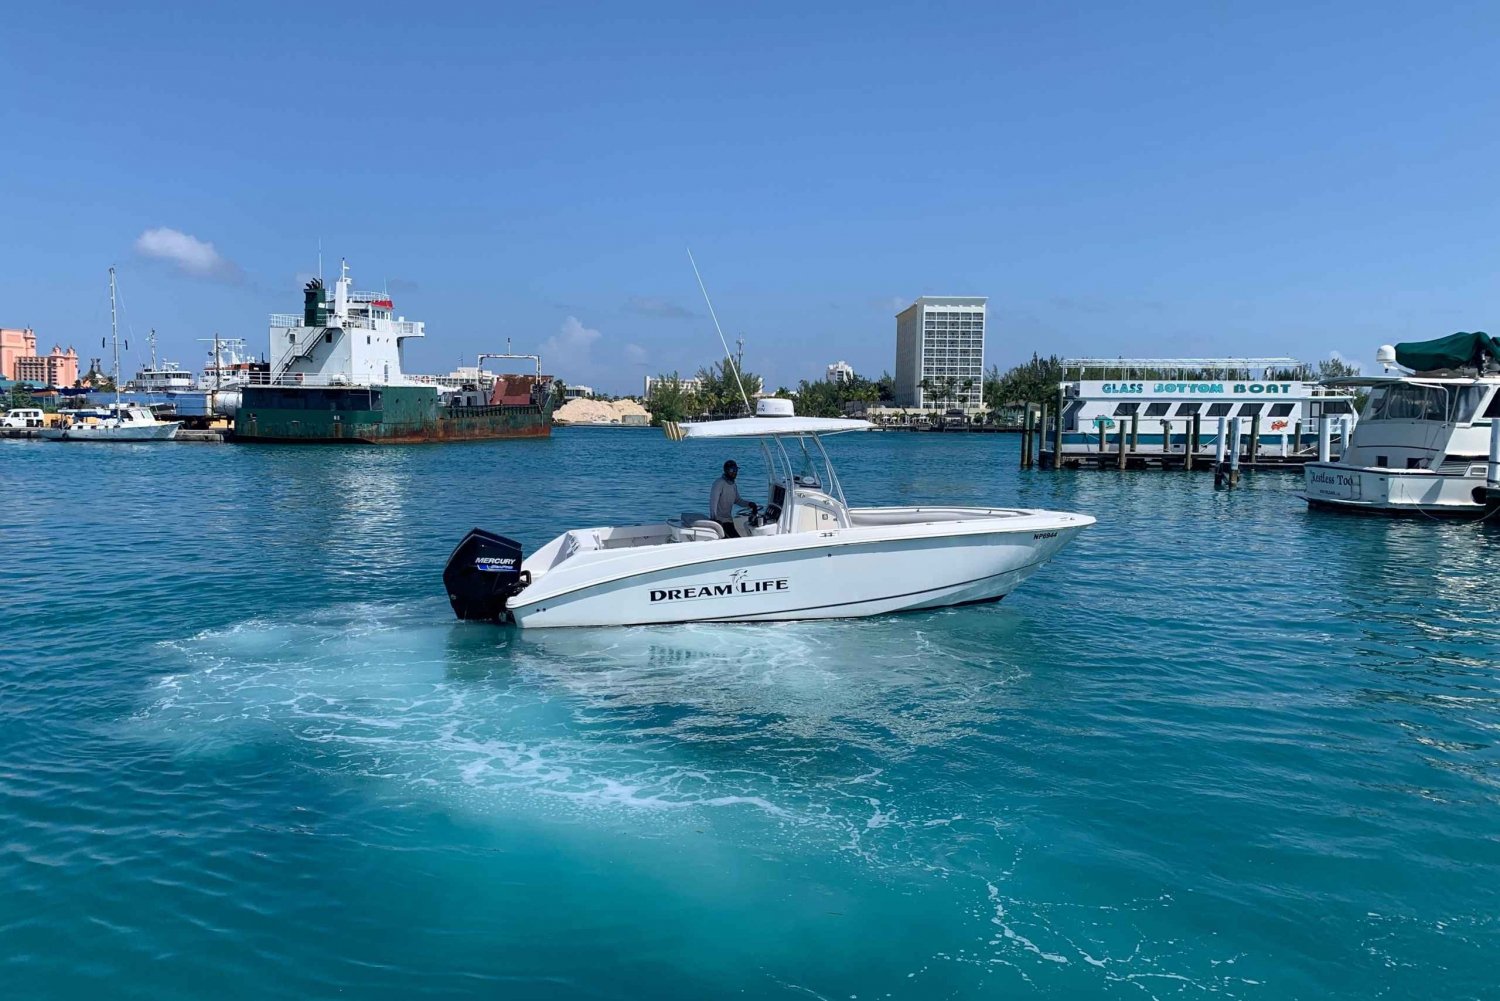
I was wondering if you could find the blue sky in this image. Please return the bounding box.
[3,1,1498,393]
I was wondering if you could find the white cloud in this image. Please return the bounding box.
[543,316,603,370]
[134,227,238,280]
[625,343,648,366]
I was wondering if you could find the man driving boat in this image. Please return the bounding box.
[710,459,757,538]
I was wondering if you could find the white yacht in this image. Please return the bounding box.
[1304,335,1500,517]
[444,398,1095,628]
[59,269,182,442]
[60,403,181,441]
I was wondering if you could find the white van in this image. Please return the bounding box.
[0,408,47,429]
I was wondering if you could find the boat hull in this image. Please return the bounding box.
[508,513,1092,628]
[234,384,552,444]
[61,422,181,441]
[1303,461,1493,517]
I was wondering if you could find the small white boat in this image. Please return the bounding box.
[1304,336,1500,517]
[58,269,182,442]
[60,403,181,442]
[444,398,1094,627]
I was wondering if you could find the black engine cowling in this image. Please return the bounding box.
[443,528,529,622]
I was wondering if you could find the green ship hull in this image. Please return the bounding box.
[234,384,552,444]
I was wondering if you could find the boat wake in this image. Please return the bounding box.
[132,600,1259,996]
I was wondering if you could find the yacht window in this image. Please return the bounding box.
[1322,399,1355,415]
[1483,390,1500,419]
[1144,402,1170,416]
[1174,402,1202,416]
[1450,385,1487,423]
[1206,403,1233,417]
[1269,403,1295,417]
[1112,402,1140,416]
[1366,383,1447,421]
[1237,403,1264,417]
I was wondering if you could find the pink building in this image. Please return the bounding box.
[1,327,36,380]
[3,331,79,387]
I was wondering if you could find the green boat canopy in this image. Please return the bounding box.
[1394,332,1500,372]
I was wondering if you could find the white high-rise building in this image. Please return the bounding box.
[894,296,987,412]
[826,360,855,384]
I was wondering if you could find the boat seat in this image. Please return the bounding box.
[669,513,723,542]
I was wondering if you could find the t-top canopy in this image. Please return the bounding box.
[1394,332,1500,373]
[662,397,873,440]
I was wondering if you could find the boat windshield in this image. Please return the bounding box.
[1362,383,1487,423]
[762,433,847,507]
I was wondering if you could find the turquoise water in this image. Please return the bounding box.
[2,430,1497,999]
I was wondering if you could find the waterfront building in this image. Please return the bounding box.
[644,375,706,397]
[10,342,79,388]
[1,327,35,379]
[894,296,987,412]
[827,360,855,384]
[563,384,595,400]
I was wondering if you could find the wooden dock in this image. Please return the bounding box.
[1037,448,1330,472]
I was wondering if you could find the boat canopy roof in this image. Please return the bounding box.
[662,397,873,439]
[1395,332,1500,373]
[664,415,873,440]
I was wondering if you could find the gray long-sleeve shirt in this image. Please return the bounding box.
[709,475,750,521]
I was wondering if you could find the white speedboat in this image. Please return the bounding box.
[60,403,181,441]
[444,398,1095,627]
[1304,335,1500,517]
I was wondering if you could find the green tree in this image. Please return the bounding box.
[991,354,1066,407]
[874,371,896,404]
[695,357,762,417]
[1317,356,1361,380]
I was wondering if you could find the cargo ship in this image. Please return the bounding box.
[234,261,554,443]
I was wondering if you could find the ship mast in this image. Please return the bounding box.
[109,267,120,407]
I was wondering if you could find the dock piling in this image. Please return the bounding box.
[1228,420,1242,488]
[1117,418,1128,469]
[1019,408,1029,469]
[1247,418,1260,467]
[1053,387,1065,471]
[1130,412,1140,455]
[1213,417,1228,488]
[1038,403,1049,468]
[1488,417,1500,491]
[1317,416,1331,462]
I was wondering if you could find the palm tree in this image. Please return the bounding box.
[919,377,935,410]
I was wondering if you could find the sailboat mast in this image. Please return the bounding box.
[109,267,120,406]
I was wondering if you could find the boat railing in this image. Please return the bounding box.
[268,314,422,336]
[241,372,368,388]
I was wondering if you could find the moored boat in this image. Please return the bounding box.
[1043,357,1358,464]
[1304,335,1500,517]
[234,261,555,444]
[59,269,183,442]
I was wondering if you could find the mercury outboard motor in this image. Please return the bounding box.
[443,528,530,622]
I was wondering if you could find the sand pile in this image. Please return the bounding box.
[554,398,653,424]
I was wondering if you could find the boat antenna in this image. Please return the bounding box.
[687,248,752,414]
